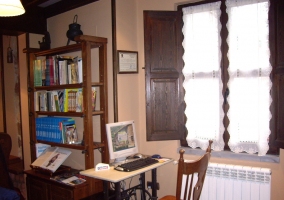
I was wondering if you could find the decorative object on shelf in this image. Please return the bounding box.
[118,50,138,73]
[66,15,83,45]
[0,0,25,17]
[38,31,51,50]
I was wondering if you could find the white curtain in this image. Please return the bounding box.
[182,2,224,151]
[226,0,271,155]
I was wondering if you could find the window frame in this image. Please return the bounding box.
[177,0,279,155]
[144,0,283,155]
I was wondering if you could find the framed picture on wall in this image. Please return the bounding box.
[118,50,138,74]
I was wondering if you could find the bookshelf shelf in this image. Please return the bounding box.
[35,110,105,116]
[36,111,85,117]
[36,140,105,150]
[34,83,83,90]
[30,36,107,57]
[25,35,109,199]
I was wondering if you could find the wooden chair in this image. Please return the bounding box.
[159,140,213,200]
[0,132,25,200]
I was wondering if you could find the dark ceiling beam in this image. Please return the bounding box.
[0,8,47,35]
[21,0,49,8]
[42,0,99,18]
[0,0,99,35]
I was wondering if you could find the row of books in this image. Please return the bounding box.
[34,56,83,87]
[50,169,86,186]
[35,87,96,112]
[35,117,79,144]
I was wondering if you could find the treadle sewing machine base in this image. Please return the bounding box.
[80,158,173,200]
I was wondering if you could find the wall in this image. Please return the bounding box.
[18,33,30,171]
[47,0,113,169]
[0,48,3,131]
[27,0,284,199]
[117,0,284,199]
[2,35,22,158]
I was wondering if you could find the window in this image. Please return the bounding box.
[182,0,271,156]
[144,0,284,155]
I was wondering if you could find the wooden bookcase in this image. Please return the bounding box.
[24,35,109,199]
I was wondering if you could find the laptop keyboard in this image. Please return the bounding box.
[114,157,159,172]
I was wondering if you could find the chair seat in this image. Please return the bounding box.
[0,187,20,200]
[159,195,176,200]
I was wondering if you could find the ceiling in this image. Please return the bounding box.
[0,0,99,35]
[21,0,99,19]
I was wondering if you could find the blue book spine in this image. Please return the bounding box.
[43,117,48,142]
[35,118,40,140]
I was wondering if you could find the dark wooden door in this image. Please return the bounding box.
[144,11,185,141]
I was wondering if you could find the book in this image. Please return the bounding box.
[36,143,51,158]
[76,88,83,112]
[34,91,40,111]
[35,117,74,143]
[41,59,46,86]
[58,90,65,112]
[50,170,86,186]
[54,92,60,112]
[69,62,79,84]
[45,56,55,86]
[50,170,81,182]
[65,124,78,144]
[34,59,42,87]
[46,91,56,111]
[58,60,67,85]
[64,89,70,112]
[38,91,47,111]
[31,146,71,173]
[77,58,83,83]
[57,57,73,85]
[62,176,86,186]
[70,89,78,112]
[59,118,76,144]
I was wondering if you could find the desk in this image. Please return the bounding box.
[80,158,173,200]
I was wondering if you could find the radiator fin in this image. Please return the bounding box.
[181,163,271,200]
[199,163,271,200]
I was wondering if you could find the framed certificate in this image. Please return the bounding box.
[118,50,138,73]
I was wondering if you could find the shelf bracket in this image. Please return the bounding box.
[82,149,88,154]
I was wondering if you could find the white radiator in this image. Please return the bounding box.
[200,163,271,200]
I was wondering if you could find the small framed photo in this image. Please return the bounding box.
[118,50,138,74]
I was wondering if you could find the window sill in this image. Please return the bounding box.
[178,147,279,163]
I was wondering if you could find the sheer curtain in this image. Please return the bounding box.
[226,0,271,155]
[182,2,224,151]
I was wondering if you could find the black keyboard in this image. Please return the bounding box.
[114,157,159,172]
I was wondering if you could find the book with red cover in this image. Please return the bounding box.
[48,56,55,85]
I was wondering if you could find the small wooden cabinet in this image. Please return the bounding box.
[24,35,109,199]
[25,170,91,200]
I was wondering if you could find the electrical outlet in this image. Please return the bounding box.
[147,181,160,190]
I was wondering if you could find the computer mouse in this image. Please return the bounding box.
[151,154,161,159]
[133,153,143,158]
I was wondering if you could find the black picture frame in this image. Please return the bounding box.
[118,50,138,74]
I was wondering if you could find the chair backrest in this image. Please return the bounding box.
[0,132,14,190]
[176,140,212,200]
[0,132,12,163]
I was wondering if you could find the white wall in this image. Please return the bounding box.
[3,35,21,157]
[25,0,284,199]
[46,0,113,169]
[118,0,284,199]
